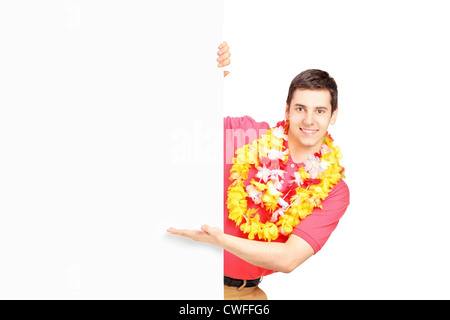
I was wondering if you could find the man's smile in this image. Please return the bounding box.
[300,128,319,136]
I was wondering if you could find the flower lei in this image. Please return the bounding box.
[226,120,345,242]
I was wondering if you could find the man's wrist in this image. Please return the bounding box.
[215,231,228,249]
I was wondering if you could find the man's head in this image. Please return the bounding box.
[286,69,338,113]
[284,69,339,158]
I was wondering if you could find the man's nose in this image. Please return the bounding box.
[303,111,314,126]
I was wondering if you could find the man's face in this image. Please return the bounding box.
[285,88,338,153]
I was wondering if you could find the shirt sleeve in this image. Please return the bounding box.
[291,179,350,254]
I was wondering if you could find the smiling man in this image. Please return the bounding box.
[285,73,338,163]
[167,44,350,300]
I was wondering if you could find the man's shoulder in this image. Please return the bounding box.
[224,116,271,165]
[224,115,271,131]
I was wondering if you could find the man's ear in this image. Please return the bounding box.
[330,107,338,125]
[285,103,290,119]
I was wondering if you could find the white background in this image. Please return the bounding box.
[224,0,450,299]
[0,0,223,299]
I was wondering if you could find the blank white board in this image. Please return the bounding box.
[0,0,224,299]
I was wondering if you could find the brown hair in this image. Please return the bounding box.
[286,69,338,113]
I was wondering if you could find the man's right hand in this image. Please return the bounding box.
[217,41,231,77]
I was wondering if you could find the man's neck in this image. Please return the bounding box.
[287,134,321,164]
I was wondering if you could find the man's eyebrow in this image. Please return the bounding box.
[294,103,329,110]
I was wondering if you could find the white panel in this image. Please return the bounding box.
[0,0,223,299]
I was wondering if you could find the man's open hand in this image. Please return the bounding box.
[167,225,224,246]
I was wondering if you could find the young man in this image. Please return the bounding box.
[167,42,350,300]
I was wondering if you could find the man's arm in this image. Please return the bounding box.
[167,225,314,273]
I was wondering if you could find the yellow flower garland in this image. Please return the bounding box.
[226,121,344,242]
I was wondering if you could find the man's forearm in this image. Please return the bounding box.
[218,233,295,273]
[167,225,314,273]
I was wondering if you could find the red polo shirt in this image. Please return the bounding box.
[224,116,350,280]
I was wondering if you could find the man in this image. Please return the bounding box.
[167,42,350,300]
